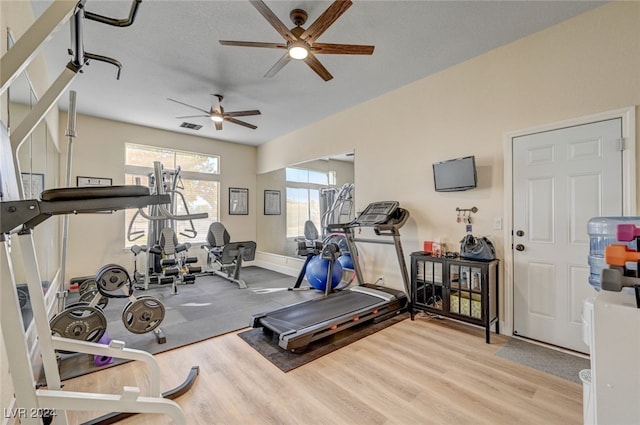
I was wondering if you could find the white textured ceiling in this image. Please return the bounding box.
[29,0,604,146]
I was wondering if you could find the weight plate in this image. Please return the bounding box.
[96,264,129,293]
[50,303,107,351]
[78,278,97,297]
[79,290,109,310]
[122,295,165,334]
[17,287,29,308]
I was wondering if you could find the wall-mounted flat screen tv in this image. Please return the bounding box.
[433,155,477,192]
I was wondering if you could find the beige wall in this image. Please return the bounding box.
[58,113,258,280]
[257,2,640,290]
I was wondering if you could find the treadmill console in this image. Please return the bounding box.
[356,201,399,226]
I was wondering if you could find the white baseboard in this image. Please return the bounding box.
[253,251,304,277]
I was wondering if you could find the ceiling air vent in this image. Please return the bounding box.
[179,122,202,131]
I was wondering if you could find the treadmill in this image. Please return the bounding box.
[252,201,411,351]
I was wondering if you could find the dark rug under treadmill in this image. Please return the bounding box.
[237,312,410,372]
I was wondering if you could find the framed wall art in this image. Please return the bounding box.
[264,189,281,215]
[229,187,249,215]
[77,176,112,187]
[21,172,44,198]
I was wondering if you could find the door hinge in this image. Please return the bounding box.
[617,138,626,151]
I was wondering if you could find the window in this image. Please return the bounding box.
[125,143,219,246]
[285,167,336,238]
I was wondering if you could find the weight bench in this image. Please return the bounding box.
[1,185,197,424]
[202,222,256,288]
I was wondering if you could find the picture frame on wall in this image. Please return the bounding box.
[77,176,113,187]
[229,187,249,215]
[264,189,281,215]
[21,172,44,199]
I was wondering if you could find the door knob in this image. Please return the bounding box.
[515,244,525,251]
[516,230,525,237]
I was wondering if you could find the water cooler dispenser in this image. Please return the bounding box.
[584,217,640,425]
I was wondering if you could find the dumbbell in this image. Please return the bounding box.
[617,223,640,242]
[600,268,640,308]
[94,331,114,367]
[604,244,640,267]
[601,268,640,292]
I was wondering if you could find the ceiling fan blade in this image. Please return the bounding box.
[301,0,353,43]
[176,115,210,119]
[225,110,261,117]
[264,53,292,78]
[311,43,374,55]
[219,40,287,49]
[249,0,296,43]
[167,98,210,114]
[226,117,258,130]
[303,54,333,81]
[214,120,223,131]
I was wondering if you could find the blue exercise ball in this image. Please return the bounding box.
[337,253,354,270]
[305,255,343,291]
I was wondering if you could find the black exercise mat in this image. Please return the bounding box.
[238,312,410,372]
[53,267,321,381]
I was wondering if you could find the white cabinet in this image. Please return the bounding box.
[591,290,640,424]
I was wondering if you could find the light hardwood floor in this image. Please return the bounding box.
[62,317,583,425]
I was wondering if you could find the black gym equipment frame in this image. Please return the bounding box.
[252,201,411,352]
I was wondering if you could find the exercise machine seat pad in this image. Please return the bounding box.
[41,185,150,202]
[207,222,231,248]
[304,220,319,240]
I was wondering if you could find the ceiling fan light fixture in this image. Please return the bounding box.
[211,115,224,123]
[288,43,308,60]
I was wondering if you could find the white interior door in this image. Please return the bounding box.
[512,118,623,353]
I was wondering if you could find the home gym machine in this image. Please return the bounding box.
[128,162,206,292]
[320,182,355,236]
[1,1,197,422]
[252,201,410,352]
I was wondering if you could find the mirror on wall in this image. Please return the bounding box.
[7,32,62,328]
[256,152,355,258]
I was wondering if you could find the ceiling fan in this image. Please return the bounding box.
[168,95,261,130]
[219,0,374,81]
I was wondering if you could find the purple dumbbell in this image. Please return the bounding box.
[94,332,114,367]
[617,223,640,242]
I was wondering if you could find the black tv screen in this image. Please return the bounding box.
[433,156,477,192]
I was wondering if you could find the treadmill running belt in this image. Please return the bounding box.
[259,291,383,333]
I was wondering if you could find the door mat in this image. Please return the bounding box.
[238,312,410,372]
[495,337,589,384]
